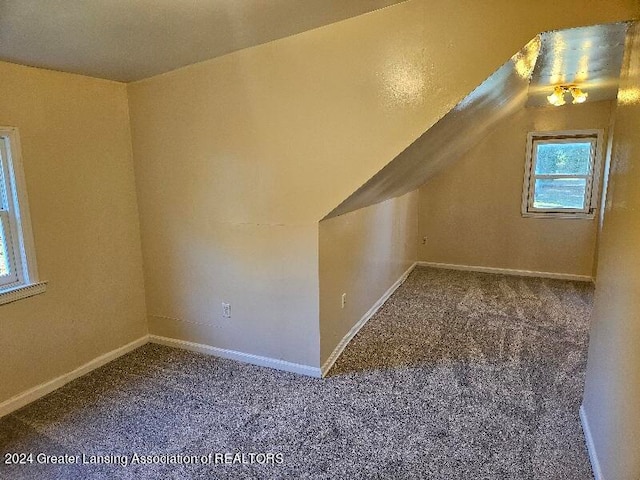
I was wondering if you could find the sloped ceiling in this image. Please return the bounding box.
[324,23,629,220]
[527,23,628,106]
[0,0,406,82]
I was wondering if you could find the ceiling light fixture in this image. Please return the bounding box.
[570,87,588,104]
[547,85,588,106]
[547,86,567,106]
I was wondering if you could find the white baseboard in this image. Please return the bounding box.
[580,405,604,480]
[149,335,322,378]
[1,332,323,418]
[0,335,149,419]
[416,261,593,282]
[320,261,417,377]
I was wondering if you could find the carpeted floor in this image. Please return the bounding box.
[0,267,595,479]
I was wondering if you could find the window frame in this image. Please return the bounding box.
[0,126,45,305]
[521,129,604,219]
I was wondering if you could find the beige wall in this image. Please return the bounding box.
[128,1,429,227]
[127,1,424,368]
[582,23,640,480]
[127,0,637,369]
[147,223,321,367]
[319,191,418,365]
[0,0,636,408]
[0,61,147,403]
[418,101,614,277]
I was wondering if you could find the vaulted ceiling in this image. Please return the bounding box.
[0,3,630,220]
[325,23,630,219]
[0,0,406,82]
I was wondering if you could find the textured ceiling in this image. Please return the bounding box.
[0,0,406,82]
[527,23,628,106]
[325,23,630,219]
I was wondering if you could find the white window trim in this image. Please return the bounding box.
[521,129,605,219]
[0,126,46,306]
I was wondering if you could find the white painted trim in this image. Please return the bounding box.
[0,331,324,418]
[580,405,605,480]
[149,335,322,378]
[521,129,605,218]
[320,261,417,377]
[416,261,593,282]
[0,335,149,419]
[0,281,47,306]
[0,127,41,288]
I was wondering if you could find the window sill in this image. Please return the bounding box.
[521,212,596,220]
[0,281,47,306]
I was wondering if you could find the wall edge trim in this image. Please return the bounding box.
[580,404,605,480]
[320,261,418,377]
[416,261,593,282]
[0,334,149,418]
[149,335,322,378]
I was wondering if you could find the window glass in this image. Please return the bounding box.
[0,155,7,209]
[534,142,592,175]
[0,220,9,277]
[0,128,43,303]
[523,131,602,217]
[0,148,11,278]
[533,178,587,210]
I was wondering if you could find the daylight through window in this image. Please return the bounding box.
[0,135,21,287]
[0,127,44,303]
[522,130,603,218]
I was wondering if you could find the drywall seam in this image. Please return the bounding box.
[320,261,417,377]
[580,405,605,480]
[0,335,149,418]
[416,261,593,282]
[149,335,322,378]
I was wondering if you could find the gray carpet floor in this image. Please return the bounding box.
[0,267,595,479]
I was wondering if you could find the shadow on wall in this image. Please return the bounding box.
[318,191,418,367]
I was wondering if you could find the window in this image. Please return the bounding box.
[0,127,45,305]
[522,130,604,218]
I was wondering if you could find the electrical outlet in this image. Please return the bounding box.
[222,302,231,318]
[341,293,347,309]
[422,236,427,245]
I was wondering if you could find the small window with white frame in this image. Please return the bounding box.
[522,129,604,218]
[0,127,45,305]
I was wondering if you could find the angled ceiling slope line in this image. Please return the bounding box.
[323,22,630,220]
[0,0,407,82]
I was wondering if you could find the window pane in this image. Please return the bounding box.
[0,152,7,210]
[533,178,587,210]
[0,219,10,277]
[535,142,592,175]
